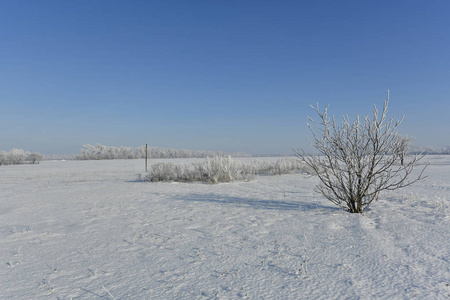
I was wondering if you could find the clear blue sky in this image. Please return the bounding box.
[1,0,449,155]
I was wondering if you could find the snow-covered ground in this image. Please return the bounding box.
[1,156,449,299]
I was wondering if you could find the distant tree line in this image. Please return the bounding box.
[0,149,44,165]
[419,146,450,155]
[76,144,242,160]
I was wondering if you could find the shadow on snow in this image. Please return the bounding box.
[174,193,339,212]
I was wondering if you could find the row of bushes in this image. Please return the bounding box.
[139,156,313,183]
[76,144,232,160]
[0,149,44,165]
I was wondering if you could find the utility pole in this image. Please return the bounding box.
[145,144,148,172]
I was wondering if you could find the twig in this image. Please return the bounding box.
[102,285,117,300]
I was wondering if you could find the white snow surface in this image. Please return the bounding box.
[1,156,449,299]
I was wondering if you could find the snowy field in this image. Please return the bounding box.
[1,156,449,299]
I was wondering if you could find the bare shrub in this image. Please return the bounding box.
[294,92,428,213]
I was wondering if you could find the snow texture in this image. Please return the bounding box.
[1,156,449,299]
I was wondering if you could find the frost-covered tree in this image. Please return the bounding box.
[294,92,428,213]
[7,149,26,165]
[394,135,413,166]
[0,151,7,165]
[27,152,45,164]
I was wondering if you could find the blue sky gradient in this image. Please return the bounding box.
[1,1,449,154]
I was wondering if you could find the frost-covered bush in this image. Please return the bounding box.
[201,156,253,183]
[142,156,251,183]
[141,156,312,183]
[294,93,427,213]
[261,157,314,175]
[0,149,44,165]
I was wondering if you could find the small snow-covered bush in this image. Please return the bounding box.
[141,156,312,183]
